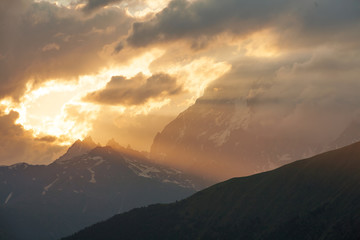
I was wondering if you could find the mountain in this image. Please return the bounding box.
[63,141,360,240]
[150,97,359,181]
[0,141,197,240]
[56,136,98,162]
[330,120,360,150]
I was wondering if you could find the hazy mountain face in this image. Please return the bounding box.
[63,141,360,240]
[0,141,197,240]
[151,95,360,180]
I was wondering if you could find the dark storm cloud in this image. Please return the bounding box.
[0,0,133,100]
[0,111,66,165]
[35,135,58,143]
[125,0,360,49]
[126,0,287,47]
[82,0,123,13]
[84,73,183,106]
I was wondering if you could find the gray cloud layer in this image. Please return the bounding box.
[85,73,183,106]
[82,0,123,13]
[125,0,360,49]
[0,0,132,100]
[201,44,360,146]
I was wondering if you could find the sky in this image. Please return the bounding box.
[0,0,360,165]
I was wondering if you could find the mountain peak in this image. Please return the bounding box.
[106,139,149,160]
[55,136,98,163]
[83,136,96,146]
[106,138,120,148]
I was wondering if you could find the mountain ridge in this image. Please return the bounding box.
[56,136,98,163]
[63,141,360,240]
[0,140,198,240]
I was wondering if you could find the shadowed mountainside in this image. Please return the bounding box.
[64,141,360,240]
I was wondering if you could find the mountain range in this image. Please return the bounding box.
[2,98,360,240]
[64,140,360,240]
[0,137,198,240]
[151,97,359,181]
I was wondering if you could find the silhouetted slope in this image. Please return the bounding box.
[64,142,360,240]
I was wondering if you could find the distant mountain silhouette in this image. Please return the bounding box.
[64,141,360,240]
[56,136,98,162]
[151,98,360,181]
[0,140,197,240]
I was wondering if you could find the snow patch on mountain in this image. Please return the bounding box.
[121,154,195,188]
[88,168,96,183]
[4,192,13,204]
[87,156,105,183]
[209,129,231,147]
[208,101,252,147]
[42,178,59,195]
[126,160,161,179]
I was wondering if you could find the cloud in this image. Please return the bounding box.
[42,43,60,52]
[35,135,58,142]
[0,111,66,165]
[82,0,123,13]
[200,45,360,145]
[124,0,360,50]
[0,0,133,100]
[89,110,175,151]
[84,73,183,106]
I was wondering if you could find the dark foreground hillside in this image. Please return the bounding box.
[63,141,360,240]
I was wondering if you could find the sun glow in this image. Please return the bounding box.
[234,29,281,58]
[123,0,172,18]
[1,46,229,148]
[0,49,165,145]
[158,57,232,102]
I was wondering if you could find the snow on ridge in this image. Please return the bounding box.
[127,162,161,179]
[119,154,193,188]
[209,129,231,147]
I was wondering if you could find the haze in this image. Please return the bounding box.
[1,0,360,167]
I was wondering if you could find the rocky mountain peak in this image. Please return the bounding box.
[55,136,98,163]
